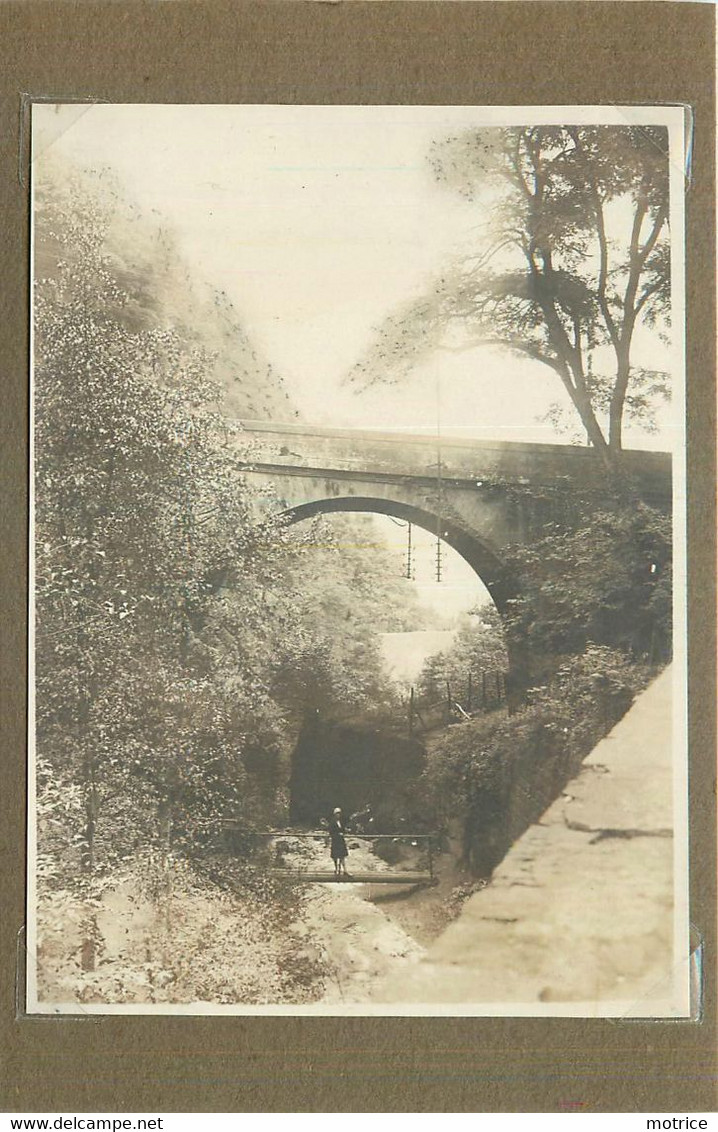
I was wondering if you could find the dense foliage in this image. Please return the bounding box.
[417,497,671,874]
[33,160,410,918]
[502,501,672,671]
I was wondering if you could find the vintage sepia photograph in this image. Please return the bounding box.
[27,103,688,1017]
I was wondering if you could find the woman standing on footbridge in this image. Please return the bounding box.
[328,807,349,878]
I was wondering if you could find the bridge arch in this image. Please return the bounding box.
[281,494,526,697]
[282,494,511,612]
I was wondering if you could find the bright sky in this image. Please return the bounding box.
[33,103,678,448]
[320,511,491,620]
[32,104,681,622]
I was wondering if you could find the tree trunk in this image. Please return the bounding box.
[609,337,634,454]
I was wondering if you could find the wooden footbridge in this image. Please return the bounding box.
[223,826,437,886]
[270,868,435,885]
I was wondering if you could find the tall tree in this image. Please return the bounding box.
[351,125,671,470]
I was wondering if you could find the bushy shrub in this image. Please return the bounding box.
[503,502,672,668]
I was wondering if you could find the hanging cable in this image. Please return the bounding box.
[435,363,444,583]
[385,515,414,580]
[405,520,415,580]
[435,525,443,582]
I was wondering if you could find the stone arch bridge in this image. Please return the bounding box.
[235,421,672,692]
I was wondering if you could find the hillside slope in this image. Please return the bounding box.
[33,153,296,423]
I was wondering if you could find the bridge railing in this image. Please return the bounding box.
[221,827,439,882]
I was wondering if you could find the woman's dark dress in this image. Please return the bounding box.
[329,817,348,862]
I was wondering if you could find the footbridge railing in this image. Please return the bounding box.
[223,826,439,886]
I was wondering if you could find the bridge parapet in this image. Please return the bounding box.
[234,419,672,501]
